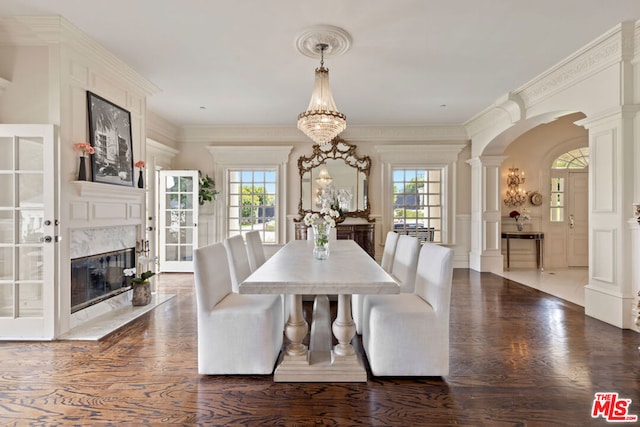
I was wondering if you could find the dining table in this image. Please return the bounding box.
[239,239,399,382]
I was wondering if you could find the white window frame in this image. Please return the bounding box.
[376,144,466,246]
[207,146,293,245]
[391,166,445,243]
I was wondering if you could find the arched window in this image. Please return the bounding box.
[550,147,589,222]
[551,147,589,169]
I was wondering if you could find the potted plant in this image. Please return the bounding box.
[124,268,155,306]
[199,171,219,205]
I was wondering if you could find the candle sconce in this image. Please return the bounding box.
[136,239,150,257]
[504,167,527,207]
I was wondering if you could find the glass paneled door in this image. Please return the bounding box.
[0,125,56,340]
[159,171,199,272]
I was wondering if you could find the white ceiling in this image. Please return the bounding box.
[2,1,640,128]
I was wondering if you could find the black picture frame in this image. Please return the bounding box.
[86,91,134,187]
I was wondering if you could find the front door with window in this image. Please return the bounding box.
[0,125,56,340]
[158,170,199,272]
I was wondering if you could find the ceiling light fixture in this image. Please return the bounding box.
[295,25,351,145]
[297,43,346,145]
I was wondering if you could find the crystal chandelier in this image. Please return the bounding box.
[297,43,346,145]
[504,167,527,207]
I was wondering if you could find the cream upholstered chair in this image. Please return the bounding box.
[245,230,266,272]
[390,234,420,293]
[223,235,252,293]
[245,230,289,328]
[362,242,454,376]
[380,231,400,273]
[193,243,283,375]
[352,231,400,335]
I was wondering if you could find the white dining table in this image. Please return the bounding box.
[239,239,399,382]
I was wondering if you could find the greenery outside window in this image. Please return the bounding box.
[228,169,277,243]
[392,168,443,243]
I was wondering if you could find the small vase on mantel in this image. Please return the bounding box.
[77,156,87,181]
[312,223,331,260]
[137,170,144,189]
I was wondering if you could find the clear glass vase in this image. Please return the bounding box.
[312,223,330,260]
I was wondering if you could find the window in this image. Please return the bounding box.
[392,168,443,243]
[550,147,588,222]
[550,177,565,222]
[228,169,277,243]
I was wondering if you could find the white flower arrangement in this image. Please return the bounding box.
[304,207,341,228]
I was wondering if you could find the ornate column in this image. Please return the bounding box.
[468,156,507,272]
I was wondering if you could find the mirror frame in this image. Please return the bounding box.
[298,137,373,222]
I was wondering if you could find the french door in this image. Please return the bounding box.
[159,170,199,272]
[0,125,56,340]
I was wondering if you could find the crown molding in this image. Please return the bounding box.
[146,110,180,146]
[516,22,631,110]
[207,145,293,165]
[0,16,160,97]
[179,125,469,144]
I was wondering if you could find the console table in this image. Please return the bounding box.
[295,222,375,258]
[501,231,544,271]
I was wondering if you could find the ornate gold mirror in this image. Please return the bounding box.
[298,138,372,222]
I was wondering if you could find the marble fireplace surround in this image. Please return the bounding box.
[63,226,175,340]
[68,226,137,329]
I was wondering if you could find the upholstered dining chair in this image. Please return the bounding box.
[223,235,252,293]
[390,234,420,293]
[245,230,266,272]
[245,230,289,328]
[193,243,283,375]
[362,242,454,376]
[352,231,400,335]
[380,231,400,273]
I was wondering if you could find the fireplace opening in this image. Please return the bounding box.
[71,248,136,313]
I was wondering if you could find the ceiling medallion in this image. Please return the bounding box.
[294,25,352,59]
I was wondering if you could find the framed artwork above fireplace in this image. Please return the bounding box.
[86,91,134,187]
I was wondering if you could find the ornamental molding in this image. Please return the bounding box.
[0,16,160,96]
[517,23,627,109]
[180,125,469,144]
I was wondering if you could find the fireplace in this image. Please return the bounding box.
[71,248,136,313]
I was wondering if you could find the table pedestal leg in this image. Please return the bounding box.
[274,294,366,382]
[332,294,356,356]
[283,294,307,357]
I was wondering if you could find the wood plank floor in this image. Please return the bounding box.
[1,270,639,426]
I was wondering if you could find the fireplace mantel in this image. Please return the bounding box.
[70,181,145,227]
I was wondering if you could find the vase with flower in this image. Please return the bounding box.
[304,207,340,260]
[73,142,95,181]
[135,160,145,188]
[509,210,531,231]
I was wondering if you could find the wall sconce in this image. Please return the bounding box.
[504,167,527,207]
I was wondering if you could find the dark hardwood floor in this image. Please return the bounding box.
[1,270,639,426]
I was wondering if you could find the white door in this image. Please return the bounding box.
[0,125,56,340]
[159,170,199,272]
[567,171,588,267]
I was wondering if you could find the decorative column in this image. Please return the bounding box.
[468,156,507,272]
[576,108,638,329]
